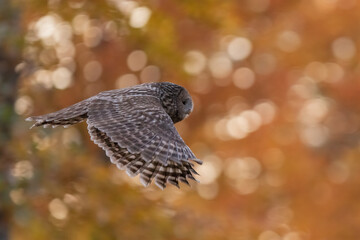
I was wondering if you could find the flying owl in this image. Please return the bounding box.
[26,82,202,189]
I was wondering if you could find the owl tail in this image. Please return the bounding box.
[26,98,91,129]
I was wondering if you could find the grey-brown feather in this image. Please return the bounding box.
[26,82,202,189]
[25,98,93,128]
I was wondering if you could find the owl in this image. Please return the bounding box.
[26,82,202,189]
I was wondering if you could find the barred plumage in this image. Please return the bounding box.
[26,82,202,189]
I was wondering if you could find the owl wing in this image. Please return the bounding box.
[26,98,93,128]
[86,94,202,189]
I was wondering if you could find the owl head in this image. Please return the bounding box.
[158,82,194,123]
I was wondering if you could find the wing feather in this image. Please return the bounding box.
[86,94,201,189]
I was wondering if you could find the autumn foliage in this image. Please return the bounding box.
[2,0,360,239]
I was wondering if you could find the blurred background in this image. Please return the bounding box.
[2,0,360,239]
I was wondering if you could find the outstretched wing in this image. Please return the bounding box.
[87,94,202,189]
[26,98,93,128]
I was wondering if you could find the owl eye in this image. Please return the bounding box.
[182,99,189,105]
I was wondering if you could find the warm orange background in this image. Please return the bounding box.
[2,0,360,239]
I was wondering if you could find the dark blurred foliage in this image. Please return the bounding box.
[0,0,23,239]
[2,0,360,239]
